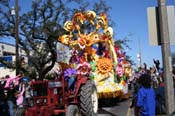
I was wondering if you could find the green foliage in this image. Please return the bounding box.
[114,33,134,65]
[114,33,133,50]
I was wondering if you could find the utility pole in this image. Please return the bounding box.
[15,0,19,75]
[158,0,175,115]
[138,37,142,67]
[137,37,142,68]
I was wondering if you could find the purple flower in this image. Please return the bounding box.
[64,68,77,80]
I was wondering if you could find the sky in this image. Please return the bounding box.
[105,0,175,68]
[2,0,175,68]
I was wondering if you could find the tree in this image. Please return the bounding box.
[114,33,134,65]
[0,0,112,80]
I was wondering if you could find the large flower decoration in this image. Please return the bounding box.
[76,62,91,76]
[97,58,112,74]
[96,58,113,79]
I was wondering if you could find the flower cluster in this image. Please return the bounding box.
[64,68,77,80]
[77,62,91,76]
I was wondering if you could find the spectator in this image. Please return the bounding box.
[4,75,21,89]
[0,76,6,86]
[15,83,25,116]
[130,76,141,116]
[4,74,22,116]
[136,74,156,116]
[16,83,25,106]
[24,81,32,106]
[153,59,160,72]
[6,82,17,116]
[155,80,166,115]
[0,78,8,115]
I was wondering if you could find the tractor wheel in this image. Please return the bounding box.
[80,80,98,116]
[66,105,80,116]
[15,107,25,116]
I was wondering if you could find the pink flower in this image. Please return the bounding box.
[116,64,124,77]
[77,62,91,76]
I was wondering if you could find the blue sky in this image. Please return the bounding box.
[2,0,175,68]
[105,0,175,68]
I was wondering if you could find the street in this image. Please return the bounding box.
[98,97,134,116]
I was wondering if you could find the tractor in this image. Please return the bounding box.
[25,71,98,116]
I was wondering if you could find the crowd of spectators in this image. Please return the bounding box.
[0,71,32,116]
[129,60,175,116]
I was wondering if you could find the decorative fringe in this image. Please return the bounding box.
[97,90,124,99]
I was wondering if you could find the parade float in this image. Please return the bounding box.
[57,10,132,99]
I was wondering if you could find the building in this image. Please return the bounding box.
[0,42,26,77]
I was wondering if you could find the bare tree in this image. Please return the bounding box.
[0,0,111,80]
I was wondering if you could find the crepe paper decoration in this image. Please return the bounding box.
[104,27,113,39]
[97,58,113,74]
[90,73,95,80]
[96,13,108,30]
[72,12,85,25]
[64,21,74,32]
[77,62,91,76]
[64,68,77,80]
[58,35,72,45]
[108,40,118,65]
[116,64,124,77]
[124,66,132,78]
[90,61,96,72]
[85,10,96,25]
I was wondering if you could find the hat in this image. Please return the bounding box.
[21,76,30,82]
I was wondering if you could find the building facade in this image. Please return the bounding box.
[0,42,26,77]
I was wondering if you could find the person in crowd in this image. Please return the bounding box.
[153,59,160,72]
[16,83,25,106]
[0,77,8,115]
[136,74,156,116]
[6,80,17,116]
[23,80,32,106]
[0,76,6,86]
[150,67,159,88]
[154,77,166,115]
[143,63,147,71]
[15,82,26,116]
[130,75,141,116]
[4,74,22,89]
[4,74,23,116]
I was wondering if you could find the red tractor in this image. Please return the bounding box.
[25,74,98,116]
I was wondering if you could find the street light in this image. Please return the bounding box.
[11,0,19,75]
[137,37,142,67]
[137,53,141,67]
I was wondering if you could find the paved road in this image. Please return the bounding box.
[98,98,134,116]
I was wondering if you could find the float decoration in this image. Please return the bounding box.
[58,10,132,98]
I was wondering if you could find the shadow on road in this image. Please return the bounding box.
[98,97,132,116]
[98,108,118,116]
[98,97,129,107]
